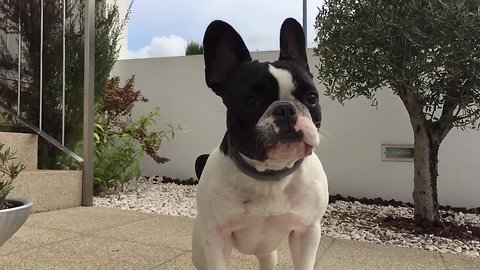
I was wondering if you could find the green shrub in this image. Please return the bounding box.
[0,144,26,210]
[60,76,182,195]
[93,124,141,194]
[93,109,179,194]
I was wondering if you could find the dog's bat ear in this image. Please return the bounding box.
[279,18,311,76]
[203,20,251,97]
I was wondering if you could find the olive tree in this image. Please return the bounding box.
[315,0,480,227]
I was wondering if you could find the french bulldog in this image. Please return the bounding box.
[192,18,328,270]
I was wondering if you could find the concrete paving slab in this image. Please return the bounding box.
[441,252,480,270]
[96,214,194,250]
[1,207,478,270]
[0,235,185,270]
[316,238,446,270]
[0,225,80,257]
[25,206,155,234]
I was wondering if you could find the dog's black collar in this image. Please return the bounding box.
[227,137,303,181]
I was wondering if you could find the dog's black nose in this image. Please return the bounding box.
[272,102,302,141]
[272,102,297,119]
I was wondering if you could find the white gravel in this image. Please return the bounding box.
[94,176,480,258]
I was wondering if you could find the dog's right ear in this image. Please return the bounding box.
[203,20,251,97]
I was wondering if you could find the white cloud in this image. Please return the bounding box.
[127,35,188,59]
[126,0,326,58]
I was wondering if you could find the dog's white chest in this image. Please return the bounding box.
[226,192,312,255]
[230,214,303,255]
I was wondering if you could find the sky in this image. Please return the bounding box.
[125,0,325,59]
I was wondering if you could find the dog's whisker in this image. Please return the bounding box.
[318,128,331,140]
[211,106,227,114]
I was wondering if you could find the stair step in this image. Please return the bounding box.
[0,132,38,170]
[8,170,82,213]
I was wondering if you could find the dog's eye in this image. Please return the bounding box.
[305,93,318,106]
[244,95,259,108]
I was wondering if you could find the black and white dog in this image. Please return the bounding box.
[192,18,328,270]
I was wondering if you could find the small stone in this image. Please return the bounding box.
[385,230,394,237]
[468,251,479,257]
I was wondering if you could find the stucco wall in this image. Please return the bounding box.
[111,49,480,208]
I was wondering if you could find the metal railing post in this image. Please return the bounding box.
[39,0,44,130]
[83,0,95,206]
[17,16,21,116]
[62,0,66,146]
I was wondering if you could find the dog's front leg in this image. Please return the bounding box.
[288,221,321,270]
[193,221,233,270]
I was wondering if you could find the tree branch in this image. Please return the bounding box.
[454,108,480,122]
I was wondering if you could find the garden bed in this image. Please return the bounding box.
[94,176,480,257]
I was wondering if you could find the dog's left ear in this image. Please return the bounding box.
[279,18,311,76]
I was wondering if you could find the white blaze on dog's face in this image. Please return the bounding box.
[202,18,321,172]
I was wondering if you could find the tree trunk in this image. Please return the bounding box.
[411,122,443,228]
[397,90,453,228]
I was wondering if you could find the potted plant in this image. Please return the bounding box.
[0,143,32,247]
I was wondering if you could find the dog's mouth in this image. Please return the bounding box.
[243,140,312,172]
[262,126,316,159]
[254,124,318,163]
[266,140,313,160]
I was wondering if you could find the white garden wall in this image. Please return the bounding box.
[111,49,480,208]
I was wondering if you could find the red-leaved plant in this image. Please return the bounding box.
[92,76,182,194]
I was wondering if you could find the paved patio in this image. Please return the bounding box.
[0,207,478,269]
